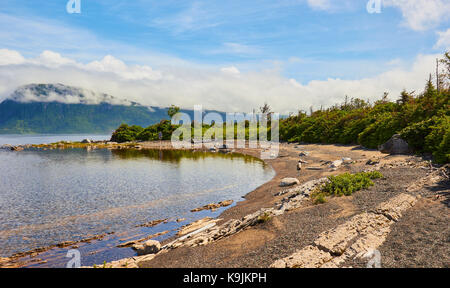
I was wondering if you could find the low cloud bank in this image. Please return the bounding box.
[0,49,440,114]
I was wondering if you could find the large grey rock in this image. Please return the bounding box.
[279,178,300,187]
[329,160,343,169]
[378,134,410,155]
[132,240,161,255]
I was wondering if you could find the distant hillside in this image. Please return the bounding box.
[0,84,170,134]
[0,83,228,134]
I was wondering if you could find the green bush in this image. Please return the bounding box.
[321,171,383,197]
[312,192,327,204]
[136,120,179,141]
[110,124,144,143]
[279,79,449,164]
[425,116,450,163]
[400,117,436,152]
[358,112,405,149]
[400,115,449,163]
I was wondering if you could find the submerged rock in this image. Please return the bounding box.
[190,200,233,212]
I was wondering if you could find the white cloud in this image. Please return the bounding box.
[434,28,450,49]
[220,66,240,75]
[383,0,450,31]
[84,55,162,81]
[30,50,76,67]
[307,0,332,11]
[208,42,261,56]
[305,0,356,12]
[0,50,439,114]
[151,2,222,34]
[0,49,25,65]
[304,0,450,31]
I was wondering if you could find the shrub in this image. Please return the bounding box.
[110,124,144,143]
[358,112,405,149]
[400,117,436,152]
[278,60,449,164]
[312,192,327,204]
[400,115,450,163]
[320,171,383,197]
[425,115,450,164]
[257,212,272,223]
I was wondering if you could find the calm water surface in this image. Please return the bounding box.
[0,135,274,267]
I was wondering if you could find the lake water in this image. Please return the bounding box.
[0,134,111,146]
[0,135,274,267]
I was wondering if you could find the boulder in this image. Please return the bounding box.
[280,178,300,187]
[132,240,161,255]
[299,151,309,157]
[81,139,92,144]
[341,157,352,163]
[329,160,343,169]
[378,134,411,155]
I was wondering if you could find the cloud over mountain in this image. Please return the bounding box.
[0,49,440,114]
[10,83,134,106]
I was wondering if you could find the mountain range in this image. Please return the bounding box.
[0,84,184,134]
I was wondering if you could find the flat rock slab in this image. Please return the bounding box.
[279,178,300,187]
[133,240,161,256]
[271,193,419,268]
[271,245,332,268]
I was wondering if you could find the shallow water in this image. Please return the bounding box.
[0,134,110,146]
[0,137,274,267]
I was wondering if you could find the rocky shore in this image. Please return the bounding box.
[84,143,448,268]
[1,142,448,268]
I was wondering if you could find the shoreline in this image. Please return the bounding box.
[0,141,273,268]
[95,142,448,268]
[1,141,448,268]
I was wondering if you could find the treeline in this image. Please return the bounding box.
[280,52,450,163]
[111,120,178,143]
[110,120,265,143]
[111,52,450,164]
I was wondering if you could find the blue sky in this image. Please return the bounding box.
[0,0,449,112]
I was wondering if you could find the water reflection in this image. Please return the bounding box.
[0,147,274,263]
[112,149,266,166]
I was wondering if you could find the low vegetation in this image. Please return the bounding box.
[257,212,272,223]
[112,52,449,164]
[312,171,384,204]
[279,52,450,163]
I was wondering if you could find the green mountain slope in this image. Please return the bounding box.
[0,84,171,134]
[0,99,169,134]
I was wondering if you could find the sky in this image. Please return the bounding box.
[0,0,449,113]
